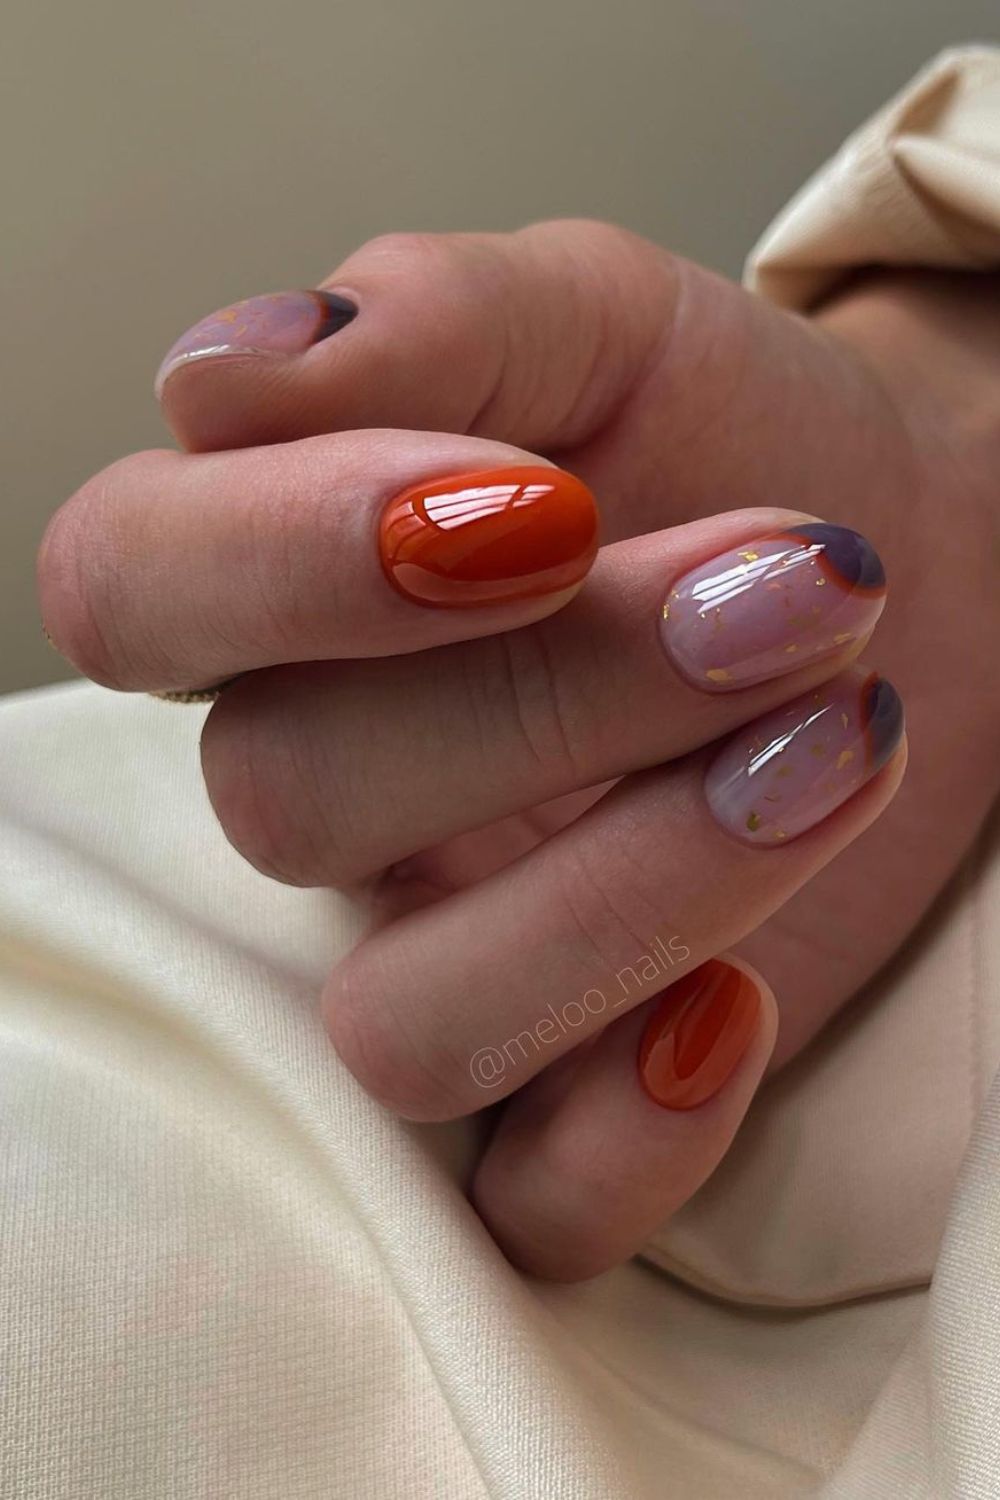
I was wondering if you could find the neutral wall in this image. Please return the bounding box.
[3,1,997,694]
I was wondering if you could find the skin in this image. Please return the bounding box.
[38,222,1000,1280]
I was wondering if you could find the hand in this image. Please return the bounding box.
[38,222,1000,1278]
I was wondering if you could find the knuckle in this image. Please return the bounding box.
[508,219,679,438]
[336,231,505,330]
[323,960,472,1122]
[483,625,586,783]
[200,678,365,889]
[343,229,459,283]
[521,215,666,276]
[231,473,334,656]
[546,214,640,249]
[557,838,668,983]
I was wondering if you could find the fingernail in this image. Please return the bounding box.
[379,465,599,608]
[705,664,904,845]
[639,959,761,1109]
[660,523,886,691]
[154,290,358,396]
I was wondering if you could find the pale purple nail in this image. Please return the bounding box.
[660,523,886,692]
[154,289,357,397]
[705,665,904,845]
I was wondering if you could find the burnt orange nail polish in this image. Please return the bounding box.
[638,959,761,1110]
[378,465,599,607]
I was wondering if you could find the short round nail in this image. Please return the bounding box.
[154,289,358,396]
[660,523,886,692]
[638,959,761,1109]
[378,465,599,608]
[705,664,904,845]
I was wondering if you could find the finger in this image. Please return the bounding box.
[152,222,908,549]
[323,667,906,1121]
[154,222,668,459]
[472,956,778,1281]
[37,435,598,693]
[202,512,886,886]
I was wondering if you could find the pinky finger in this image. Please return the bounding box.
[472,956,778,1282]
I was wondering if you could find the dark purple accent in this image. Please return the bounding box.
[312,291,358,340]
[861,675,904,769]
[791,523,886,590]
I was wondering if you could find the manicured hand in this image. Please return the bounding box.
[39,222,1000,1278]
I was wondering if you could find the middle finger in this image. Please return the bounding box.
[201,512,887,885]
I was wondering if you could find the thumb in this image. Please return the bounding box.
[155,219,666,457]
[154,218,911,547]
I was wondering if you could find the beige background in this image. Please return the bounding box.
[3,1,997,694]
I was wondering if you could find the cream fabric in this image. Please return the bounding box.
[747,45,1000,308]
[5,47,1000,1499]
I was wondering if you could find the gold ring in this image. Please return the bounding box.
[148,676,241,704]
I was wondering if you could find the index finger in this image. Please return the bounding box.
[37,432,598,693]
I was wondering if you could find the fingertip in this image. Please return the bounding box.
[474,960,780,1282]
[156,352,299,452]
[714,952,780,1056]
[154,287,360,450]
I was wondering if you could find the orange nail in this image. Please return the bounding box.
[638,959,761,1110]
[378,465,599,607]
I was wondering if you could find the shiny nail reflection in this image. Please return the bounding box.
[638,959,761,1109]
[705,665,904,845]
[155,289,357,395]
[661,523,886,691]
[378,465,599,607]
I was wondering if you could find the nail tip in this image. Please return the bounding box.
[862,673,905,769]
[789,522,886,591]
[152,356,180,400]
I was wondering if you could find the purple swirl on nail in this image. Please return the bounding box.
[660,524,887,692]
[155,289,357,396]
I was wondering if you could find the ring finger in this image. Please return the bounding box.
[323,668,906,1121]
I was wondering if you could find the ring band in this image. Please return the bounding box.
[148,676,241,704]
[46,619,241,705]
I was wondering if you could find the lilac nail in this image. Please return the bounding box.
[154,289,357,396]
[660,523,886,692]
[705,665,904,845]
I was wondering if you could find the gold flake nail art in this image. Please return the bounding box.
[660,523,887,693]
[705,667,903,846]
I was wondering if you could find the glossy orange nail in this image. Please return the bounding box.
[378,465,599,607]
[638,959,761,1110]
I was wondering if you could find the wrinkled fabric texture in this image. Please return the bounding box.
[5,47,1000,1499]
[747,45,1000,309]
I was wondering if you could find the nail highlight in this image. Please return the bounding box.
[660,523,886,691]
[379,465,599,608]
[155,289,358,395]
[705,664,904,846]
[639,959,761,1109]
